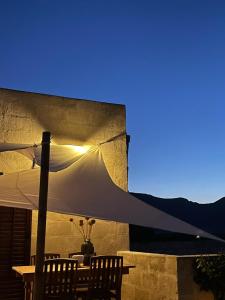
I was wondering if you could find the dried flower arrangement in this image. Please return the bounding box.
[69,216,96,242]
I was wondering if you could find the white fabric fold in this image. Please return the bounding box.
[0,143,94,172]
[0,143,34,152]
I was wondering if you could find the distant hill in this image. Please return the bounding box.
[131,193,225,236]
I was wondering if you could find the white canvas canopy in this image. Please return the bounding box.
[0,143,222,242]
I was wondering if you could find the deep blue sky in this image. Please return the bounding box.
[0,1,225,203]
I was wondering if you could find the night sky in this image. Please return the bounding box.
[1,1,225,203]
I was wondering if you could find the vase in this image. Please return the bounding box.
[81,239,95,265]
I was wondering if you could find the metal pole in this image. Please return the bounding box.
[33,131,51,300]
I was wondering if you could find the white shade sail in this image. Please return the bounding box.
[0,143,222,242]
[0,143,90,172]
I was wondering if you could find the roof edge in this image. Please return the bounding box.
[0,87,126,108]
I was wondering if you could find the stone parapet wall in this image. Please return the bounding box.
[118,251,178,300]
[118,251,213,300]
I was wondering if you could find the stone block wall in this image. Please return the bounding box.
[118,251,178,300]
[0,88,129,257]
[118,251,214,300]
[31,212,129,257]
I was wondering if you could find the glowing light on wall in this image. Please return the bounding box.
[69,145,90,154]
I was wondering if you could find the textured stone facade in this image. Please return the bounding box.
[0,88,129,257]
[118,251,213,300]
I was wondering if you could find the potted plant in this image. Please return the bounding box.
[193,254,225,300]
[70,216,96,265]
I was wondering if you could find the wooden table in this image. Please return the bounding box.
[12,264,135,300]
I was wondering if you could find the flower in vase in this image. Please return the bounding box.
[69,216,96,242]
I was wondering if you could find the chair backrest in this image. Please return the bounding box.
[88,256,123,295]
[30,253,60,265]
[43,258,78,298]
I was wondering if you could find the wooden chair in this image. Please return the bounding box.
[68,252,91,292]
[30,253,60,265]
[43,258,78,300]
[86,255,123,300]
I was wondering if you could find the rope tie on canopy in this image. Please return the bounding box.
[98,131,126,146]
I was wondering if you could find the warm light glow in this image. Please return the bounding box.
[69,145,90,154]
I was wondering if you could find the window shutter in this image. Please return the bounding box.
[0,207,31,300]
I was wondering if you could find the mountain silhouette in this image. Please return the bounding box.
[131,193,225,236]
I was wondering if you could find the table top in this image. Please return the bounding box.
[12,265,90,276]
[12,265,35,276]
[12,264,135,278]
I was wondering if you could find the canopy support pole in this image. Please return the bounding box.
[33,131,51,300]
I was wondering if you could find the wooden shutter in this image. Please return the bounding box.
[0,207,31,300]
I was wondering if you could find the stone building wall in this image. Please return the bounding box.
[0,88,129,257]
[118,251,213,300]
[118,251,179,300]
